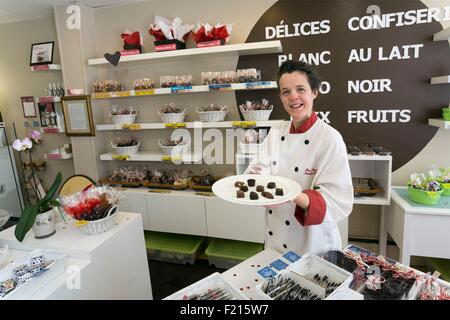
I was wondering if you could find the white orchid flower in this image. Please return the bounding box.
[12,139,25,151]
[21,137,33,150]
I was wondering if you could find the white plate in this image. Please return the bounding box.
[212,174,302,206]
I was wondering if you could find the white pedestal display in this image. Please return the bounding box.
[0,212,152,299]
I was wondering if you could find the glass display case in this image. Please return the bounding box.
[0,123,24,220]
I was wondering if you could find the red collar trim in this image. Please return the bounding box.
[290,113,318,134]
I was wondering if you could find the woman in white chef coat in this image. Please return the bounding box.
[245,60,353,256]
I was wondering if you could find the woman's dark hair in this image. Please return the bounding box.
[276,60,321,92]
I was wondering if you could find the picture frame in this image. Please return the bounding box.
[61,95,95,136]
[21,96,37,118]
[29,41,54,66]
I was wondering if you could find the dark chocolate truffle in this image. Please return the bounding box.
[256,185,264,192]
[275,188,284,196]
[267,182,276,189]
[240,185,249,192]
[237,190,245,198]
[250,191,259,200]
[234,181,244,187]
[261,191,274,199]
[247,179,256,187]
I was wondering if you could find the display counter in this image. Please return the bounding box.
[166,246,450,300]
[0,211,152,299]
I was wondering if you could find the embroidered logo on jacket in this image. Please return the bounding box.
[304,168,318,175]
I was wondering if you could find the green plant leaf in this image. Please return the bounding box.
[37,172,62,207]
[14,204,39,242]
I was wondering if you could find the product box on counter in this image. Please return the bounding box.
[164,272,248,300]
[254,253,353,300]
[0,248,67,299]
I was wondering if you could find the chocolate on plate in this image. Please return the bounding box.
[240,185,249,192]
[247,179,256,187]
[237,190,245,198]
[275,188,284,196]
[267,182,276,189]
[256,185,264,192]
[261,191,274,199]
[235,181,245,188]
[250,191,259,200]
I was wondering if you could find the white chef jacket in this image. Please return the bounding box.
[245,114,353,256]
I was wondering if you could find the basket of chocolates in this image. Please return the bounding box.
[196,104,228,122]
[158,136,189,156]
[429,167,450,196]
[103,166,147,188]
[59,186,123,235]
[408,173,443,205]
[143,169,190,190]
[239,99,273,121]
[188,172,220,192]
[239,129,267,154]
[111,138,140,156]
[157,103,186,123]
[443,107,450,121]
[110,106,138,125]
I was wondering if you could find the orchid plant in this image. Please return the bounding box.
[12,130,43,203]
[12,129,63,242]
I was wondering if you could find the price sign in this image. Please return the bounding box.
[232,121,257,128]
[92,92,111,99]
[74,220,88,227]
[112,155,130,160]
[164,123,187,129]
[162,155,182,162]
[122,124,141,130]
[148,189,171,194]
[116,91,131,97]
[135,89,154,96]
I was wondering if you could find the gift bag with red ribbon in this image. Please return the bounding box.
[121,31,143,55]
[193,22,233,48]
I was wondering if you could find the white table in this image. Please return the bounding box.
[0,211,153,299]
[379,187,450,266]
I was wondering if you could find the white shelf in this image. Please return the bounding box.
[434,27,450,42]
[354,194,390,205]
[88,41,282,66]
[428,118,450,129]
[99,151,202,163]
[91,81,278,99]
[431,75,450,84]
[96,120,285,131]
[348,155,392,161]
[30,64,61,71]
[35,96,61,103]
[44,153,73,160]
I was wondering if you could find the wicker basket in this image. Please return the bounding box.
[196,107,228,122]
[407,186,443,205]
[443,108,450,121]
[79,205,118,235]
[158,139,190,156]
[111,110,137,125]
[240,105,273,121]
[157,108,186,123]
[111,140,140,156]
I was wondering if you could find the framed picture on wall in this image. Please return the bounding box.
[29,41,54,66]
[61,95,95,136]
[21,96,37,118]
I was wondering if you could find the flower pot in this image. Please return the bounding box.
[32,208,56,239]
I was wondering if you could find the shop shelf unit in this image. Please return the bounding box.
[89,40,282,243]
[348,155,392,206]
[428,118,450,130]
[30,64,61,71]
[431,75,450,84]
[434,27,450,42]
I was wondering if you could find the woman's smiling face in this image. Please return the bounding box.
[279,71,318,128]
